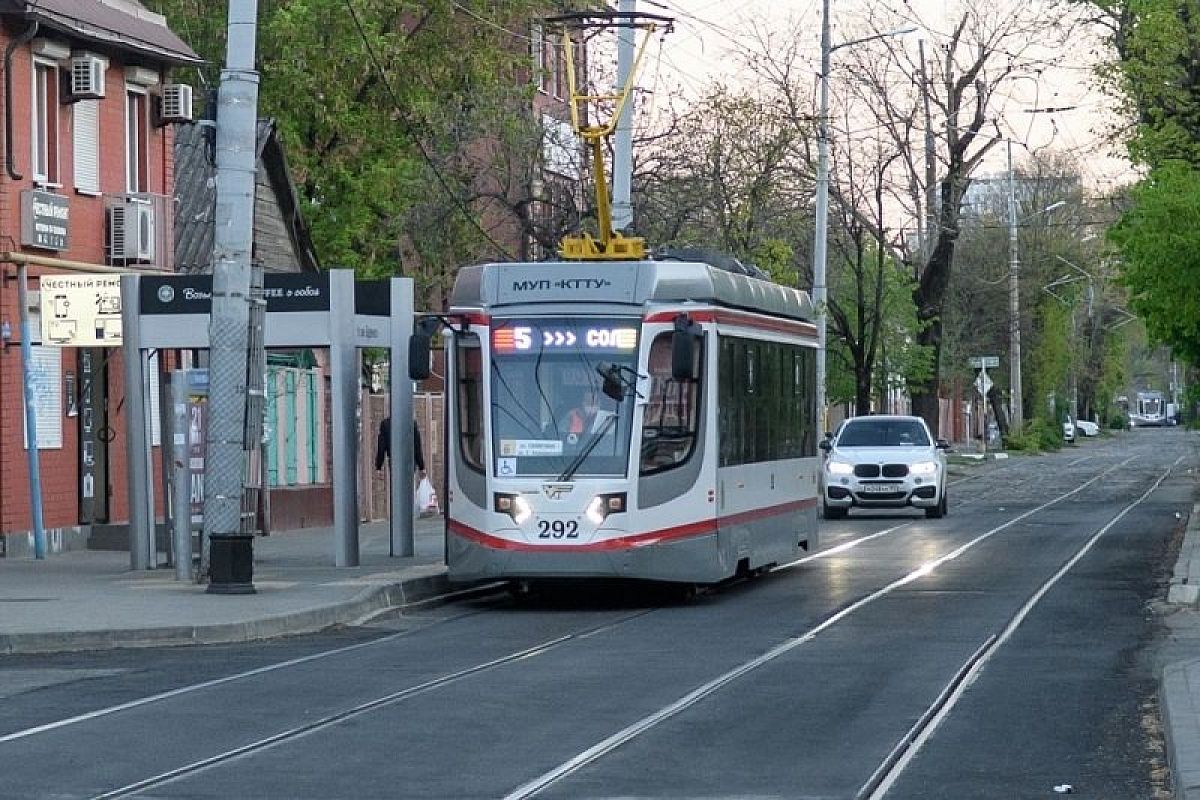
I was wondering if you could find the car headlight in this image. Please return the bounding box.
[827,460,854,476]
[910,461,938,476]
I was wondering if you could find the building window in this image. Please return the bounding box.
[125,86,148,192]
[73,99,100,194]
[32,59,60,185]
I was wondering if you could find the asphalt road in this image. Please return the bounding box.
[1,428,1195,800]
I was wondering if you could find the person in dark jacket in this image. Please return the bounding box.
[375,417,425,476]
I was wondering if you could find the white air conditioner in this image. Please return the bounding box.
[159,83,193,123]
[69,53,106,100]
[108,200,155,263]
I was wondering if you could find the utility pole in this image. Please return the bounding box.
[203,0,261,594]
[612,0,636,231]
[813,0,831,432]
[918,39,936,265]
[1006,140,1023,431]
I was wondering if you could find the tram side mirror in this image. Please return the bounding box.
[408,330,432,381]
[671,315,701,381]
[600,367,624,403]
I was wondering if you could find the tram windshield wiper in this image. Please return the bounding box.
[557,413,619,482]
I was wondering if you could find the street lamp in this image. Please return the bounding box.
[1007,154,1065,432]
[813,2,915,430]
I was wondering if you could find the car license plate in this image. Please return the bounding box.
[859,484,896,494]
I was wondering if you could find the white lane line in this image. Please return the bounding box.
[864,456,1183,799]
[503,456,1140,799]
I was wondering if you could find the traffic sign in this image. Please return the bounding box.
[974,370,993,397]
[969,355,999,368]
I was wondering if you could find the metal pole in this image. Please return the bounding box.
[1007,140,1023,430]
[389,279,415,558]
[813,0,831,432]
[16,262,45,558]
[204,0,260,593]
[120,275,153,570]
[612,0,636,231]
[171,372,192,581]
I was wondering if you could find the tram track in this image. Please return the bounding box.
[497,454,1172,799]
[3,447,1174,800]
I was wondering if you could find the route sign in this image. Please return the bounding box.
[39,274,123,347]
[974,370,993,397]
[969,355,1000,369]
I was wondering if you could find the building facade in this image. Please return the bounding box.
[0,0,198,557]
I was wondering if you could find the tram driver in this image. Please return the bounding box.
[559,385,615,445]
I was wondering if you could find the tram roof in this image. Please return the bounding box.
[449,260,814,322]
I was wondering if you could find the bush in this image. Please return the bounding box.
[1002,418,1063,453]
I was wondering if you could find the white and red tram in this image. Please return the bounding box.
[411,258,820,586]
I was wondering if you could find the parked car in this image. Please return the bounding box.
[819,415,950,520]
[1063,420,1076,443]
[1075,419,1099,437]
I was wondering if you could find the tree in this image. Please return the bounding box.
[147,0,557,308]
[1108,160,1200,365]
[750,2,1072,433]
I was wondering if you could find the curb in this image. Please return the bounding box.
[1169,503,1200,606]
[0,568,495,655]
[1164,659,1200,800]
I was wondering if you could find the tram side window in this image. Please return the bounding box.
[719,336,816,466]
[640,332,702,474]
[456,333,484,471]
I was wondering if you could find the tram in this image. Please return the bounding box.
[1130,390,1166,427]
[410,257,820,585]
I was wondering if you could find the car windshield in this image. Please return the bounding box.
[837,419,930,447]
[489,317,639,478]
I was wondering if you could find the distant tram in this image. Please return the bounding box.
[1131,390,1166,427]
[411,258,820,587]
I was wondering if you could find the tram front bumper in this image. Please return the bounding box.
[446,528,725,584]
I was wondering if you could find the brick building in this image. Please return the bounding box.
[0,0,198,556]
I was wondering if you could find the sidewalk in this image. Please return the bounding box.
[1164,500,1200,799]
[0,516,465,655]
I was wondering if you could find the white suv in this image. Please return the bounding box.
[819,415,950,519]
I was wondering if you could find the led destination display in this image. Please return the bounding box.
[492,320,637,355]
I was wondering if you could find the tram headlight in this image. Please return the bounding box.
[826,460,854,476]
[586,492,627,525]
[910,461,938,476]
[494,493,533,525]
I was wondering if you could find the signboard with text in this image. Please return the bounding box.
[39,274,123,347]
[21,189,69,250]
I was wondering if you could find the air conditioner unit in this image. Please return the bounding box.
[108,200,155,263]
[159,84,193,123]
[68,53,106,100]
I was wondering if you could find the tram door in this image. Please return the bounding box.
[78,348,111,523]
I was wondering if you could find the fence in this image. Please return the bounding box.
[361,392,445,522]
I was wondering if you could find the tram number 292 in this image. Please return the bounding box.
[537,519,580,539]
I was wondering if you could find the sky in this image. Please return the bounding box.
[624,0,1136,193]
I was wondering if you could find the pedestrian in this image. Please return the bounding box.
[375,416,425,477]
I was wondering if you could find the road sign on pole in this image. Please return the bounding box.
[969,355,1000,369]
[974,370,993,397]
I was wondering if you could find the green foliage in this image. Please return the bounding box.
[1108,160,1200,366]
[146,0,549,295]
[1027,295,1072,415]
[1002,418,1063,452]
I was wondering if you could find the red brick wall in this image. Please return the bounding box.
[0,25,176,538]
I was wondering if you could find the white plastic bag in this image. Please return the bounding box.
[414,476,440,516]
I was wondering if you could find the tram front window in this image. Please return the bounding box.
[490,318,638,478]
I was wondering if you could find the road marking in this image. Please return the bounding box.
[502,455,1141,799]
[861,456,1183,799]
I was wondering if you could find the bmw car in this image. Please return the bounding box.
[819,415,950,519]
